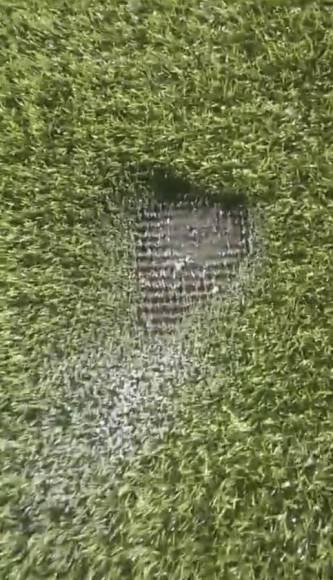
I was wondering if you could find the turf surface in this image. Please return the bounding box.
[1,1,333,578]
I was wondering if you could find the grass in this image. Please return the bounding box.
[1,1,333,578]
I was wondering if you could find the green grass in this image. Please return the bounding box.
[1,1,333,578]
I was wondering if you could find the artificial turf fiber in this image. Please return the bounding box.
[1,1,333,578]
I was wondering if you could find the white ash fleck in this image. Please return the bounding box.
[22,331,206,523]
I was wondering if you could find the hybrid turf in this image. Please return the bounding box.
[1,2,332,578]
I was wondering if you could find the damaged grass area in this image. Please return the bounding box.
[1,1,333,578]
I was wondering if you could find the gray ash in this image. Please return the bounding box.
[136,203,250,332]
